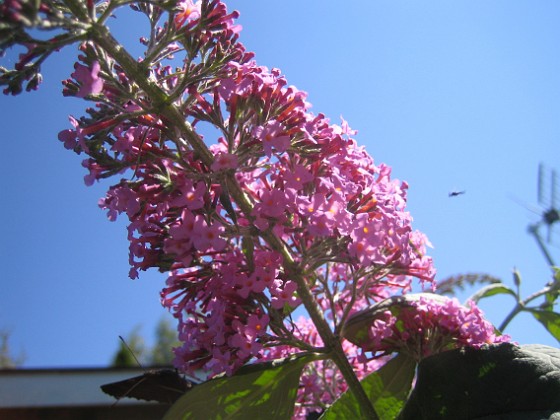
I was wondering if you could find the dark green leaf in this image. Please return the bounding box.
[399,343,560,420]
[320,353,416,420]
[163,354,316,420]
[528,309,560,343]
[467,283,518,304]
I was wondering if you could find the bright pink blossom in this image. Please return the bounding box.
[282,165,313,190]
[348,295,510,361]
[254,188,291,219]
[270,280,301,309]
[71,61,103,98]
[252,119,291,156]
[57,116,88,152]
[191,215,226,252]
[174,0,201,27]
[211,152,239,171]
[235,272,266,298]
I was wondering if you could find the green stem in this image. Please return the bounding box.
[85,14,377,420]
[499,285,555,332]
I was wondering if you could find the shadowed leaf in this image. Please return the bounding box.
[163,354,316,420]
[399,343,560,419]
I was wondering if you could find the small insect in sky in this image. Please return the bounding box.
[448,190,466,197]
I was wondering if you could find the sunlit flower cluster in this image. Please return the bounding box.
[48,0,437,377]
[345,294,510,361]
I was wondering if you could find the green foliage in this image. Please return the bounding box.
[443,268,560,343]
[112,341,138,368]
[110,317,180,367]
[320,353,416,420]
[399,343,560,419]
[528,309,560,343]
[543,267,560,310]
[467,282,518,304]
[163,354,317,420]
[150,317,181,366]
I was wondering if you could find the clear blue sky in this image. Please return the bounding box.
[1,1,559,367]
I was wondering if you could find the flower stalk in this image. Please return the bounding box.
[1,1,445,417]
[86,13,378,419]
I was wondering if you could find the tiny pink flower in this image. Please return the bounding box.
[270,280,300,309]
[58,116,88,152]
[236,272,266,299]
[184,182,206,211]
[252,120,291,156]
[246,313,269,336]
[254,188,290,219]
[191,215,226,252]
[71,61,103,98]
[339,116,358,136]
[282,165,313,190]
[230,328,262,359]
[174,0,202,27]
[211,152,239,171]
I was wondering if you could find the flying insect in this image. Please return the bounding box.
[448,190,466,197]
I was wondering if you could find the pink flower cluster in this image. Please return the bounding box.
[349,295,510,361]
[57,0,435,379]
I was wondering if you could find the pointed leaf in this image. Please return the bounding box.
[528,309,560,343]
[399,343,560,419]
[467,283,517,304]
[320,353,417,420]
[163,354,315,420]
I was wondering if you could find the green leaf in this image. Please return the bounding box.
[467,283,518,304]
[543,268,560,309]
[528,309,560,343]
[399,343,560,419]
[320,353,417,420]
[163,354,315,420]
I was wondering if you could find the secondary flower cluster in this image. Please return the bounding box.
[343,294,510,361]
